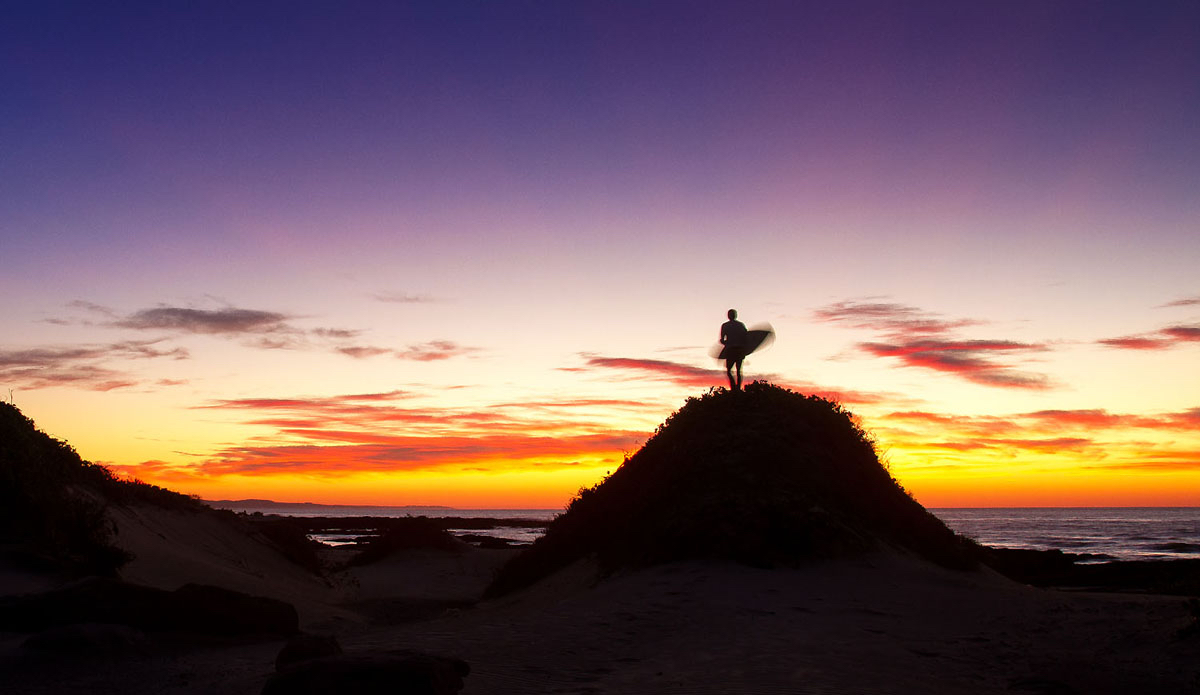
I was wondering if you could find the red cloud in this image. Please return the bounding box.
[566,355,724,388]
[861,340,1049,389]
[181,389,662,478]
[1098,336,1171,350]
[889,407,1200,435]
[191,430,645,477]
[1099,323,1200,351]
[816,300,1051,390]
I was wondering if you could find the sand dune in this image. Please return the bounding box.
[108,504,358,629]
[8,547,1195,695]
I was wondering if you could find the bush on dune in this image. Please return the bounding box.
[488,383,978,597]
[0,402,133,573]
[346,517,465,567]
[1,402,223,574]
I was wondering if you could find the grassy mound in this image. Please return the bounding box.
[0,402,206,573]
[488,383,977,596]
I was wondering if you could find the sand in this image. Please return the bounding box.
[3,508,1198,694]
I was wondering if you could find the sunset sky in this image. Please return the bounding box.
[3,2,1198,508]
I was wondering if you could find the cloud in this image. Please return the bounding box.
[103,303,395,357]
[860,339,1050,389]
[1098,323,1200,351]
[886,407,1200,437]
[312,328,361,340]
[373,291,440,304]
[1097,335,1172,350]
[178,389,652,478]
[770,380,897,406]
[0,340,188,391]
[337,346,394,359]
[193,431,643,477]
[395,341,479,361]
[813,300,977,336]
[67,300,118,317]
[564,355,723,388]
[1084,449,1200,471]
[1160,296,1200,308]
[115,306,291,334]
[815,299,1051,389]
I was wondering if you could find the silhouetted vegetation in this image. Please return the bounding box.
[346,517,465,567]
[984,547,1200,597]
[488,383,979,596]
[1,402,237,574]
[250,517,327,574]
[1,402,132,573]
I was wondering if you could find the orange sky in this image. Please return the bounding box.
[4,3,1199,508]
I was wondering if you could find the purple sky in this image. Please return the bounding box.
[2,2,1198,506]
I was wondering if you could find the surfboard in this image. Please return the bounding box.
[710,323,775,360]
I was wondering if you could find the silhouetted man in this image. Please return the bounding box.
[720,309,748,390]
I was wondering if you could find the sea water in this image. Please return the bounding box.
[209,501,559,546]
[931,507,1200,562]
[215,502,1200,560]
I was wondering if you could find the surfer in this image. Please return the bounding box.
[720,309,748,390]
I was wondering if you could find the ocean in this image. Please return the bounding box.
[210,501,1200,560]
[931,507,1200,562]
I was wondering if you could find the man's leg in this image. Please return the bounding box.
[735,358,743,389]
[726,359,737,389]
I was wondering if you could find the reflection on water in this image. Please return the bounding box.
[932,507,1200,561]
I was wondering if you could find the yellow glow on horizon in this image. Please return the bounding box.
[148,464,613,509]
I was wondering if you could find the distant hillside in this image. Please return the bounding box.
[206,499,454,512]
[488,383,979,596]
[0,402,205,573]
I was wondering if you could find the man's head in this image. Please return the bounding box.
[728,309,738,320]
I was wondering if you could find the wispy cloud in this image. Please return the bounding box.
[871,405,1200,476]
[115,306,291,334]
[884,407,1200,437]
[1159,295,1200,309]
[0,341,188,391]
[193,432,643,477]
[373,291,441,304]
[815,299,1051,389]
[564,355,724,388]
[177,390,651,478]
[336,346,394,359]
[89,302,427,358]
[334,340,481,361]
[395,340,479,361]
[1098,323,1200,351]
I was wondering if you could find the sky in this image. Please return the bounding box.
[2,1,1198,508]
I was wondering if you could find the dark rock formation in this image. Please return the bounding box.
[0,576,298,636]
[275,633,344,671]
[263,651,469,695]
[21,622,146,655]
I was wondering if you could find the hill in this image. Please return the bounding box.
[489,383,978,596]
[0,402,213,573]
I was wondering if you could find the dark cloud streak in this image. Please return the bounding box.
[816,299,1051,390]
[115,307,291,334]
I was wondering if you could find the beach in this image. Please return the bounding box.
[4,503,1199,694]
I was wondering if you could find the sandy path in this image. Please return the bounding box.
[336,553,1198,695]
[4,551,1197,694]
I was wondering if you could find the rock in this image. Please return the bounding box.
[0,576,298,636]
[262,651,469,695]
[173,583,299,636]
[275,633,343,671]
[21,622,145,655]
[0,577,173,631]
